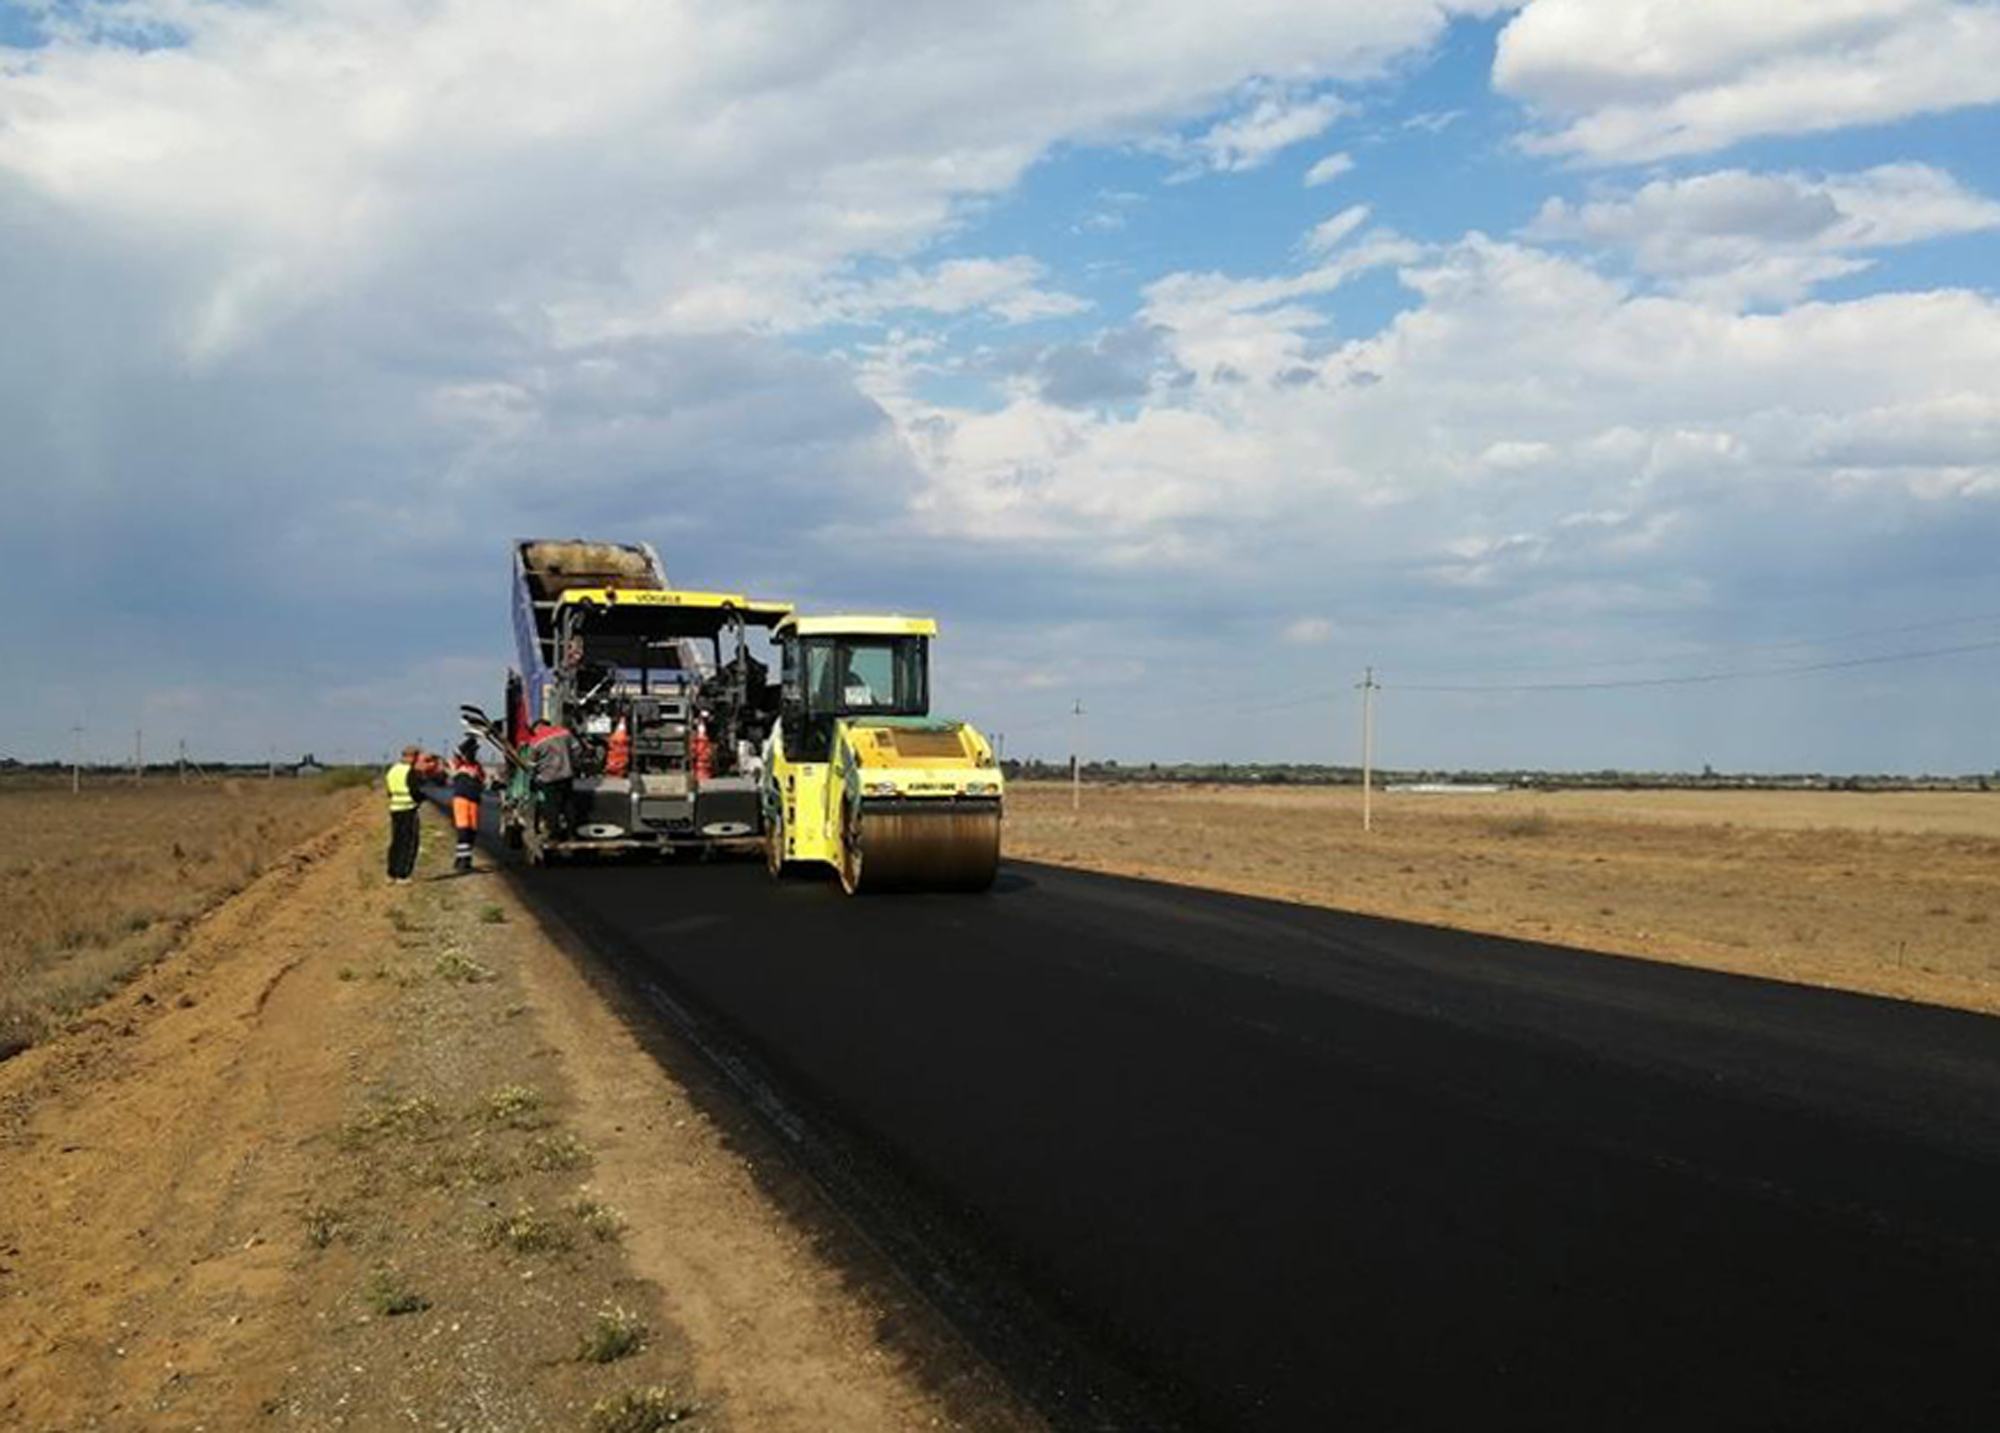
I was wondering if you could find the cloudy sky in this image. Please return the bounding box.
[3,0,1998,773]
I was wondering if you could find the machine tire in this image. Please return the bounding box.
[765,810,788,878]
[838,798,865,896]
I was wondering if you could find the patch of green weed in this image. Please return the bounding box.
[577,1306,649,1364]
[526,1132,589,1173]
[587,1388,696,1432]
[481,1084,544,1128]
[364,1268,429,1317]
[304,1204,342,1249]
[482,1206,572,1255]
[571,1197,626,1242]
[414,1141,517,1189]
[435,950,495,983]
[338,1093,441,1148]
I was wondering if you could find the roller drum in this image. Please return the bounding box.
[840,800,1001,894]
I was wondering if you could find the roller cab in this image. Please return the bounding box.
[761,614,1003,893]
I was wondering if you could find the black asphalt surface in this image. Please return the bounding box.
[511,848,2000,1433]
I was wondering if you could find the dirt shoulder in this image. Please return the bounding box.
[1004,782,2000,1017]
[0,801,1041,1433]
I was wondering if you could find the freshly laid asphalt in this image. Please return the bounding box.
[511,848,2000,1433]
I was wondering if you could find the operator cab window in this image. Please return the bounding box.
[805,637,927,716]
[786,634,928,761]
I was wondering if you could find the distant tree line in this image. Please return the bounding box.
[0,756,352,780]
[999,758,1999,793]
[5,753,1995,793]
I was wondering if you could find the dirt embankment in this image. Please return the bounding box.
[0,778,366,1057]
[1005,782,2000,1016]
[0,801,1039,1433]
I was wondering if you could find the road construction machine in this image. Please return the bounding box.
[464,539,792,864]
[760,612,1004,893]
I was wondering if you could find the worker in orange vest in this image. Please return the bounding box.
[524,720,579,839]
[448,738,484,874]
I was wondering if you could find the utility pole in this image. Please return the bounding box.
[134,728,143,787]
[1069,699,1086,813]
[178,738,188,785]
[268,745,277,780]
[1357,667,1380,832]
[71,721,83,796]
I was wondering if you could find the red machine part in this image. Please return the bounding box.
[691,718,713,782]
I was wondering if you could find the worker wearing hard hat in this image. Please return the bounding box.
[384,745,442,883]
[448,737,485,874]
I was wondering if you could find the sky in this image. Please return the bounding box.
[2,0,1998,773]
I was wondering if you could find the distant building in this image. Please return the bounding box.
[1385,782,1510,795]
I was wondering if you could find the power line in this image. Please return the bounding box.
[1069,699,1086,812]
[1356,667,1379,832]
[995,629,2000,755]
[1392,635,2000,694]
[1240,688,1345,715]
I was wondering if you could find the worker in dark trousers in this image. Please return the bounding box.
[384,745,440,883]
[527,721,579,840]
[448,738,484,874]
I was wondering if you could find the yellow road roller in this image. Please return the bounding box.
[760,613,1003,893]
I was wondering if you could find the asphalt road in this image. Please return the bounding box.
[513,849,2000,1432]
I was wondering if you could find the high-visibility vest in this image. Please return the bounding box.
[386,761,417,812]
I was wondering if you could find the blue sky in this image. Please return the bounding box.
[3,0,1999,771]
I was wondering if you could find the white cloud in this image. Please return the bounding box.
[1171,88,1347,176]
[1283,617,1337,644]
[2,0,1529,759]
[1530,163,2000,305]
[1075,189,1146,233]
[1302,203,1373,255]
[1303,151,1356,186]
[1817,164,2000,247]
[813,257,1091,329]
[1495,0,2000,163]
[1480,440,1554,471]
[888,234,2000,635]
[1131,232,1420,388]
[3,0,1996,771]
[0,0,1498,359]
[1401,109,1464,133]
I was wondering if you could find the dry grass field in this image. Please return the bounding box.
[1006,782,2000,1016]
[0,777,366,1056]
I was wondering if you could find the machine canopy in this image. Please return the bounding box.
[557,587,792,639]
